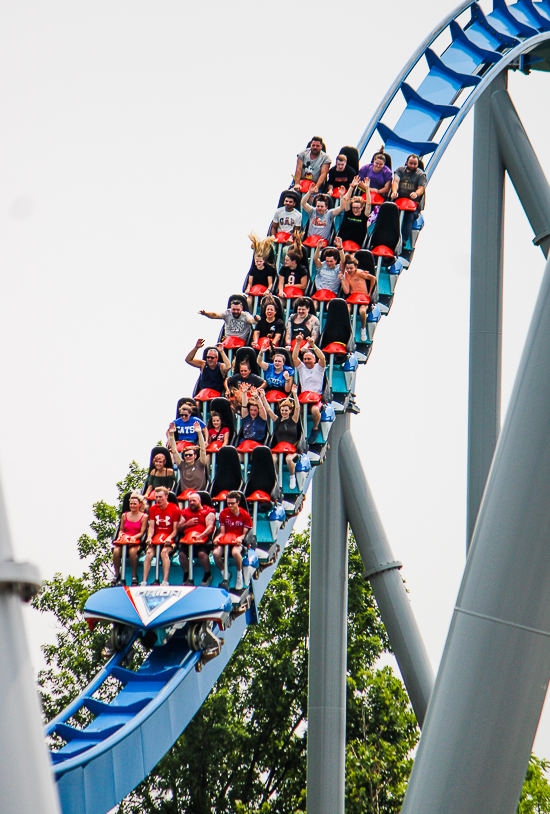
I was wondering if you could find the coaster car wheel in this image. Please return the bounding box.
[110,623,134,653]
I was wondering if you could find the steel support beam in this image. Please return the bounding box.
[491,89,550,257]
[466,73,506,550]
[0,480,61,814]
[401,252,550,814]
[338,431,434,727]
[307,413,349,814]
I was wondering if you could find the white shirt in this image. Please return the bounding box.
[298,361,324,394]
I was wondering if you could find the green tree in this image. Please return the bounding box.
[33,464,415,812]
[34,461,147,721]
[518,756,550,814]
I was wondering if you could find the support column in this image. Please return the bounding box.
[307,413,349,814]
[491,89,550,258]
[339,432,434,727]
[466,72,507,550]
[401,252,550,814]
[0,479,61,814]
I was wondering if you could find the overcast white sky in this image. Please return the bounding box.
[1,0,550,758]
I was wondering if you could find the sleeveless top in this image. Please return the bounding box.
[122,514,144,536]
[199,362,225,393]
[273,417,298,446]
[147,472,174,491]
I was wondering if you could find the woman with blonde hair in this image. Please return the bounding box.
[244,232,276,310]
[112,492,148,586]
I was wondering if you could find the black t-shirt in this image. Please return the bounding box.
[327,165,356,190]
[338,211,368,246]
[279,265,308,288]
[227,372,264,391]
[288,314,316,341]
[248,263,276,289]
[273,417,298,446]
[256,316,286,339]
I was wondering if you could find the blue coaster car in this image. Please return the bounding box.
[84,584,233,655]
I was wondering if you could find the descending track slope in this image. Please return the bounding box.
[45,3,550,813]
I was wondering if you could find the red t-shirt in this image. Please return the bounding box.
[181,505,214,536]
[149,503,181,538]
[219,507,253,536]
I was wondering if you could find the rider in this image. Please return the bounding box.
[185,339,231,394]
[178,492,216,587]
[112,492,148,586]
[141,486,181,586]
[292,335,326,444]
[213,491,253,592]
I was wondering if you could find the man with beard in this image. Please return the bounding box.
[178,492,216,587]
[294,136,331,189]
[271,192,302,237]
[390,154,427,250]
[199,297,258,344]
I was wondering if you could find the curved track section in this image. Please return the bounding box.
[357,0,550,173]
[45,3,550,812]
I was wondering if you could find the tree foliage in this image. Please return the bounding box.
[518,756,550,814]
[33,461,147,720]
[35,464,550,813]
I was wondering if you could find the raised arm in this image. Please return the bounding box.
[258,388,277,422]
[308,337,326,369]
[345,176,362,211]
[167,424,182,466]
[364,180,371,215]
[194,420,208,447]
[291,334,302,367]
[216,342,232,374]
[301,183,317,214]
[334,236,345,268]
[185,338,206,370]
[313,243,323,270]
[332,186,349,216]
[258,350,269,371]
[199,309,223,319]
[340,271,351,296]
[197,426,207,466]
[291,385,300,421]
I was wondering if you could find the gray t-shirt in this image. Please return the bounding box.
[394,166,427,210]
[314,262,341,293]
[307,208,337,240]
[272,206,302,234]
[297,148,331,182]
[222,309,253,339]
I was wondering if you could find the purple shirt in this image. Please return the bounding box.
[358,163,392,191]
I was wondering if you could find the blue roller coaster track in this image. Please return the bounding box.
[44,2,550,812]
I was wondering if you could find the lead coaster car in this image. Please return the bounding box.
[84,584,239,663]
